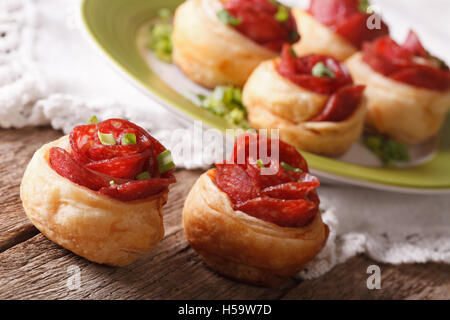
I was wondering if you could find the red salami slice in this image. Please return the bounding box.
[69,124,98,164]
[309,0,389,49]
[262,179,320,200]
[85,152,150,180]
[215,164,261,203]
[402,30,427,58]
[389,66,450,91]
[234,197,318,228]
[214,134,320,228]
[231,132,309,172]
[333,12,389,49]
[278,139,309,172]
[363,35,450,91]
[50,118,176,202]
[248,161,295,189]
[49,147,112,190]
[98,177,176,202]
[313,85,365,122]
[224,0,298,52]
[277,45,353,95]
[85,144,144,161]
[362,37,413,75]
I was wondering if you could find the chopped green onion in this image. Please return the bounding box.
[281,162,303,173]
[98,131,116,146]
[217,9,242,26]
[88,115,98,125]
[358,0,371,13]
[148,9,173,63]
[213,86,226,101]
[136,171,151,180]
[364,134,409,167]
[275,5,289,22]
[312,62,335,78]
[256,159,265,168]
[157,8,171,19]
[157,150,175,174]
[121,133,137,145]
[109,180,115,186]
[233,88,242,103]
[191,86,249,128]
[225,108,246,125]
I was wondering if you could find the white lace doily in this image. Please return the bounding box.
[1,0,449,279]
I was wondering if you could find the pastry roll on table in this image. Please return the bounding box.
[183,134,329,287]
[20,118,176,266]
[346,31,450,144]
[172,0,299,88]
[243,44,367,156]
[292,0,389,61]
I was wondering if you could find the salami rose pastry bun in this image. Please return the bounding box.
[172,0,299,88]
[347,31,450,144]
[20,118,176,266]
[243,44,366,156]
[292,0,389,61]
[183,134,329,286]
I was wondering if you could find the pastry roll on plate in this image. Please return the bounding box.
[20,118,176,266]
[347,31,450,144]
[183,134,329,286]
[292,0,389,61]
[172,0,299,88]
[243,44,366,156]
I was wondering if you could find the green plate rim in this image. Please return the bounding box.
[80,0,450,191]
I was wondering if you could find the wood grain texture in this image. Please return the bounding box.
[0,128,62,253]
[0,127,448,300]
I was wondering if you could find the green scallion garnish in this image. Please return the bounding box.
[358,0,371,13]
[256,159,265,168]
[275,5,289,22]
[88,115,98,125]
[364,134,409,167]
[157,150,175,174]
[110,180,115,186]
[148,8,173,63]
[121,133,137,145]
[191,86,249,129]
[136,171,151,180]
[281,161,303,173]
[312,62,335,78]
[157,8,171,19]
[217,9,242,26]
[98,131,116,146]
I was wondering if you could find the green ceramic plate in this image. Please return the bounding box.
[81,0,450,194]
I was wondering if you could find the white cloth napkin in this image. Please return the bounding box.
[1,0,449,279]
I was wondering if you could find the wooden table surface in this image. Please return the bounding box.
[0,127,449,300]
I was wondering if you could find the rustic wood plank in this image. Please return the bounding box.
[0,127,62,252]
[0,127,449,300]
[0,169,295,300]
[0,232,295,300]
[281,255,450,300]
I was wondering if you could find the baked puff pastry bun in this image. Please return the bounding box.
[183,134,329,287]
[20,118,176,266]
[243,44,366,156]
[346,31,450,144]
[292,0,389,61]
[172,0,299,88]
